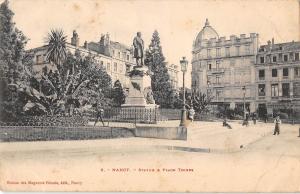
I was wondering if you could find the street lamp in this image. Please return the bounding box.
[180,56,188,127]
[207,80,211,96]
[242,86,246,120]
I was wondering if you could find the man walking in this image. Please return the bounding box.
[273,116,281,135]
[94,104,105,127]
[252,112,257,125]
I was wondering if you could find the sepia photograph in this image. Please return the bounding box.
[0,0,299,192]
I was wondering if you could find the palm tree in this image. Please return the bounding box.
[45,29,67,72]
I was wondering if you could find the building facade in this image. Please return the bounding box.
[255,40,300,117]
[27,31,136,89]
[166,63,179,89]
[191,19,259,112]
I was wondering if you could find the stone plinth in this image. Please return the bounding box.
[122,66,157,108]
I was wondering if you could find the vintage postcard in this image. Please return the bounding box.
[0,0,300,192]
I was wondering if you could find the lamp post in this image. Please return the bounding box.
[242,86,246,120]
[180,56,188,127]
[207,80,211,96]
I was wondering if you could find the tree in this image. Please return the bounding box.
[189,91,213,114]
[46,29,67,72]
[144,30,176,108]
[111,80,126,107]
[0,0,33,121]
[24,50,112,116]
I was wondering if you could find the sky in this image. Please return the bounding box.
[5,0,300,87]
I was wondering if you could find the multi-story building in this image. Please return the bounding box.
[86,33,135,86]
[191,19,259,112]
[27,31,135,89]
[255,40,300,117]
[166,63,179,89]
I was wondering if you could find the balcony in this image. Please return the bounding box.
[209,83,225,88]
[208,68,225,74]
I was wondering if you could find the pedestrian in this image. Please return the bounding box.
[273,115,281,135]
[242,113,249,127]
[264,113,268,123]
[223,117,232,129]
[94,105,105,127]
[252,112,257,125]
[188,107,195,122]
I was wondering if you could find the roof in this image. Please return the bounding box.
[195,19,219,45]
[110,41,131,51]
[87,40,131,57]
[259,41,300,53]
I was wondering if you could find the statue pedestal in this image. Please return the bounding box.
[121,66,158,123]
[122,66,158,109]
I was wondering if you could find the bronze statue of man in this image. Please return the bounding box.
[133,32,144,67]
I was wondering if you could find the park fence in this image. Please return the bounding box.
[100,107,182,124]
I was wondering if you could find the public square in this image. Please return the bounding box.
[0,121,299,192]
[1,0,300,192]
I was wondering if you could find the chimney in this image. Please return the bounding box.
[84,41,88,49]
[267,40,271,51]
[272,38,274,47]
[99,34,105,46]
[105,33,110,46]
[71,30,79,47]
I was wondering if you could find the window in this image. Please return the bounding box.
[216,48,221,57]
[43,54,48,62]
[271,84,279,97]
[216,90,222,101]
[245,45,250,54]
[283,68,289,77]
[225,47,230,57]
[119,64,123,73]
[258,84,265,96]
[259,70,265,80]
[293,82,300,97]
[295,53,299,61]
[112,50,115,56]
[283,54,288,62]
[216,76,220,84]
[118,52,121,59]
[207,49,211,57]
[216,61,220,70]
[282,83,290,97]
[236,46,240,56]
[295,67,300,77]
[127,55,130,61]
[290,52,294,60]
[208,64,212,70]
[272,56,277,62]
[260,56,265,63]
[279,53,282,61]
[126,65,131,72]
[36,55,43,64]
[272,69,277,77]
[107,63,111,71]
[114,62,117,72]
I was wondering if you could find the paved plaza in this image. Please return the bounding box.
[0,121,300,192]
